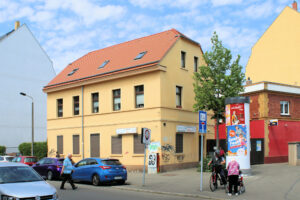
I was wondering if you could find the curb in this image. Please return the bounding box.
[113,186,226,200]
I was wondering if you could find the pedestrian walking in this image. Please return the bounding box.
[60,153,77,190]
[226,158,240,196]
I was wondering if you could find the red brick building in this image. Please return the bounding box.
[212,81,300,164]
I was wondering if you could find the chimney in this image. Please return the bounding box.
[246,77,252,85]
[292,1,297,11]
[14,21,20,31]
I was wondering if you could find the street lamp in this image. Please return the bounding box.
[20,92,34,156]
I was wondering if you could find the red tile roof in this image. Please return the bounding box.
[44,29,201,91]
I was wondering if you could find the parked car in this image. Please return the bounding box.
[12,156,37,166]
[0,156,14,162]
[72,158,127,186]
[32,157,64,180]
[0,162,58,199]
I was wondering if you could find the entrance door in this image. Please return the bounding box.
[90,134,100,157]
[250,139,264,164]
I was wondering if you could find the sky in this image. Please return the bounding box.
[0,0,293,75]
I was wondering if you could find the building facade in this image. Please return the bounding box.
[0,22,55,153]
[216,82,300,164]
[246,3,300,86]
[44,29,214,171]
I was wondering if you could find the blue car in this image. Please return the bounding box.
[72,158,127,186]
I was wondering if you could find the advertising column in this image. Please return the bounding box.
[225,97,251,175]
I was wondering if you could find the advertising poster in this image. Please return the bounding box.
[225,105,231,126]
[229,103,245,125]
[227,125,247,156]
[256,140,262,151]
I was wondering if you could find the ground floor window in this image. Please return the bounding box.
[57,135,63,155]
[90,133,100,157]
[73,135,79,154]
[176,134,183,153]
[111,135,122,154]
[134,134,144,154]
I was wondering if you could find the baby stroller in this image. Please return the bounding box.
[225,170,246,194]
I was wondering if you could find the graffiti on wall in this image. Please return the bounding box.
[161,144,175,153]
[162,153,170,162]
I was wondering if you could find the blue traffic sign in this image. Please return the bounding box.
[199,111,207,133]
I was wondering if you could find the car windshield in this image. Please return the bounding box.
[0,166,43,184]
[24,157,37,163]
[6,157,13,162]
[101,159,122,165]
[0,157,3,161]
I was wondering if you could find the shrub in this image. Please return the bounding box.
[0,146,6,155]
[18,142,47,160]
[197,155,212,172]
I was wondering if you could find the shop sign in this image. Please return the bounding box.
[116,127,137,135]
[176,125,197,133]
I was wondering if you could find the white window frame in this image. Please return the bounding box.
[280,101,289,115]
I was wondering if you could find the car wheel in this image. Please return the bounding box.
[47,171,53,180]
[117,180,125,185]
[92,174,100,186]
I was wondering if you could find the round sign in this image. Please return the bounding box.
[145,129,150,140]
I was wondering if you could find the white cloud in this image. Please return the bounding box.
[129,0,206,9]
[29,11,54,23]
[234,1,275,20]
[211,0,242,7]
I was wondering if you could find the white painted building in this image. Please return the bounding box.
[0,23,55,153]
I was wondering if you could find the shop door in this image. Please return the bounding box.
[250,139,264,164]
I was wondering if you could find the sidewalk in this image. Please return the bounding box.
[113,163,300,200]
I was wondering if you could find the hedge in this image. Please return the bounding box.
[18,142,47,160]
[0,146,6,155]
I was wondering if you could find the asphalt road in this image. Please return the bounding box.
[48,181,202,200]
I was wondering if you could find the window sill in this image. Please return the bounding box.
[72,154,81,157]
[110,154,123,157]
[132,154,144,157]
[175,153,184,155]
[280,114,290,117]
[180,68,188,71]
[176,106,182,109]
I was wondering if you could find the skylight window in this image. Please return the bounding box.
[134,51,147,60]
[98,60,109,69]
[67,68,79,76]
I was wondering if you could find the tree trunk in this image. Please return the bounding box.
[216,116,219,149]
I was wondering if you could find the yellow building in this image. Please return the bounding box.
[246,3,300,85]
[43,29,214,171]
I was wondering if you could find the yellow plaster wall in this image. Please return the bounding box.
[46,37,208,168]
[246,7,300,85]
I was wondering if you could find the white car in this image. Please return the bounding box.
[0,156,14,162]
[0,162,58,199]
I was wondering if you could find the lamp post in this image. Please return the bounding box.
[20,92,34,156]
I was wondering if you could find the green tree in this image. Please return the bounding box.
[18,142,47,160]
[193,32,245,148]
[0,146,6,155]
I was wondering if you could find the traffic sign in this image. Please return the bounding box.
[141,128,151,145]
[199,111,207,134]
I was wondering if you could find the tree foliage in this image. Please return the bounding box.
[193,32,245,120]
[0,146,6,155]
[18,142,47,160]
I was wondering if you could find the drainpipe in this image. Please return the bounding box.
[81,86,84,159]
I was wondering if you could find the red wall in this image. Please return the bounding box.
[268,120,300,157]
[268,94,300,118]
[215,120,265,140]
